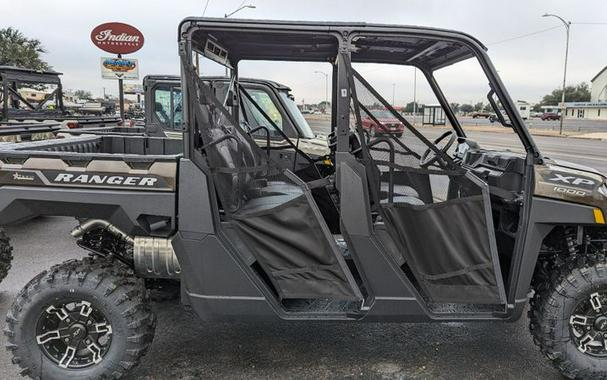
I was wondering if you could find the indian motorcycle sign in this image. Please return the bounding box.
[90,22,144,54]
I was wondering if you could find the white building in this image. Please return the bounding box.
[591,66,607,102]
[563,66,607,120]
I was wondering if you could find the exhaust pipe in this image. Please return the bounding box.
[70,219,134,244]
[71,220,180,279]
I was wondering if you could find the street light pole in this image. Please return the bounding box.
[392,83,396,106]
[543,13,571,135]
[224,4,256,76]
[314,71,329,111]
[225,4,256,18]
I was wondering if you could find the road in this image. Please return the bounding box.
[307,118,607,173]
[2,123,605,379]
[459,116,607,134]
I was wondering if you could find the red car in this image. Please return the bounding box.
[540,112,560,121]
[362,109,405,137]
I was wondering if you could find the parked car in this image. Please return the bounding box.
[362,109,405,137]
[471,111,492,118]
[540,112,560,121]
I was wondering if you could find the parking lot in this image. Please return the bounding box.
[0,218,560,380]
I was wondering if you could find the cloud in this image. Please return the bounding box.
[4,0,606,104]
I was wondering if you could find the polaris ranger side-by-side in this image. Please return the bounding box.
[3,19,607,379]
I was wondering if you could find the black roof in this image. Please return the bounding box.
[179,18,487,71]
[0,66,62,76]
[0,66,62,85]
[143,75,291,91]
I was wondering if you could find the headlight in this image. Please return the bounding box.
[599,183,607,197]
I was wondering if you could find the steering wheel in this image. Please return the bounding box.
[419,130,456,168]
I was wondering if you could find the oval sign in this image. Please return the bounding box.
[90,22,144,55]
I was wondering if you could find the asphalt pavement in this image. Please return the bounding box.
[2,122,603,379]
[459,116,607,134]
[307,118,607,173]
[0,218,560,380]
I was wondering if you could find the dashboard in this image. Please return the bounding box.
[460,145,526,193]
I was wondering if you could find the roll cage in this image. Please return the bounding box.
[0,66,65,121]
[176,18,548,320]
[178,18,541,161]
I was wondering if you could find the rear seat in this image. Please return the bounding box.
[379,182,424,205]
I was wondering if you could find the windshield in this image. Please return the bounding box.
[152,86,182,130]
[278,91,315,138]
[434,57,525,151]
[367,109,396,119]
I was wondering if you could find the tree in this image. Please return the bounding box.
[405,101,421,113]
[74,90,92,100]
[0,27,50,71]
[540,82,591,105]
[460,104,474,113]
[449,103,460,113]
[483,103,493,112]
[473,102,484,112]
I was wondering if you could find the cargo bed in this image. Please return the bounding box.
[0,135,182,235]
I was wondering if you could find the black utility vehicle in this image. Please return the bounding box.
[2,19,607,379]
[0,66,121,128]
[63,74,331,158]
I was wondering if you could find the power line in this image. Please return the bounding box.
[487,25,562,46]
[202,0,210,16]
[487,20,607,47]
[572,21,607,25]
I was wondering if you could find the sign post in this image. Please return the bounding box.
[117,54,125,120]
[90,22,144,122]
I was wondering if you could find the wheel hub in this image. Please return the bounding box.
[35,300,112,369]
[594,316,607,332]
[569,291,607,357]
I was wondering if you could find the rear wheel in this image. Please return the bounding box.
[0,228,13,283]
[5,257,156,379]
[530,254,607,379]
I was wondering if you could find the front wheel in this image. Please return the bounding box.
[530,254,607,379]
[5,257,156,379]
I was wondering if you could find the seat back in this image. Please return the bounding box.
[187,71,272,213]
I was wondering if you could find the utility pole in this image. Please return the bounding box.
[543,13,571,135]
[314,71,329,112]
[117,54,125,121]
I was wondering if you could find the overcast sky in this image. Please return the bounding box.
[4,0,607,105]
